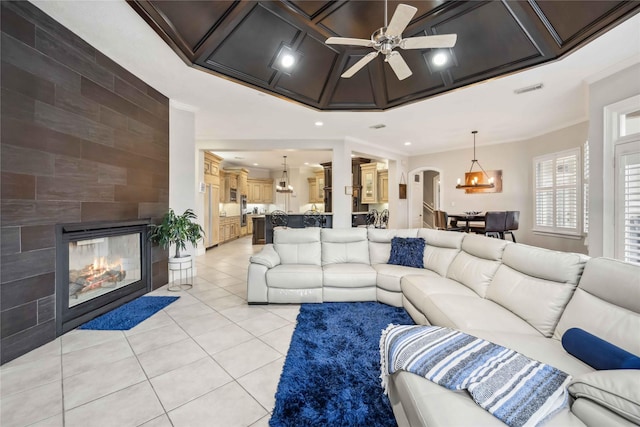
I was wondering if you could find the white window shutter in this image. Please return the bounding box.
[534,148,581,235]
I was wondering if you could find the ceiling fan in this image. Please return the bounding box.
[325,1,457,80]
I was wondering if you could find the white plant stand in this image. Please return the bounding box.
[168,255,193,291]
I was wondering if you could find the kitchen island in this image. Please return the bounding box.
[263,213,333,244]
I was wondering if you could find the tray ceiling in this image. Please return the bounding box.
[129,0,639,111]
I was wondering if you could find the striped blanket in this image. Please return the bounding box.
[380,325,572,427]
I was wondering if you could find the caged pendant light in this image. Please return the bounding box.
[456,131,495,190]
[276,155,294,193]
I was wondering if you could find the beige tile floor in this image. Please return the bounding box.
[0,237,299,427]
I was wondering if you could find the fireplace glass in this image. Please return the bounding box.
[68,233,141,307]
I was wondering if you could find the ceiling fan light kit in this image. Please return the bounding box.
[325,1,457,81]
[456,131,496,190]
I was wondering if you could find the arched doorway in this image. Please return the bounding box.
[407,167,443,228]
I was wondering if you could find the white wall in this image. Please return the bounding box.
[169,103,200,260]
[587,63,640,257]
[408,122,589,253]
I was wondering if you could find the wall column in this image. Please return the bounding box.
[169,101,199,259]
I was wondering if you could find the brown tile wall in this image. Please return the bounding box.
[0,1,170,364]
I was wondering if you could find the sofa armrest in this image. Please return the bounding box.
[568,370,640,425]
[250,244,280,268]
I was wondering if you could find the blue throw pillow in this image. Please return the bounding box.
[561,328,640,370]
[388,237,425,269]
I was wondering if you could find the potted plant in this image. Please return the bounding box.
[149,208,205,258]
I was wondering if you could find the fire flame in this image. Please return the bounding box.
[90,257,123,272]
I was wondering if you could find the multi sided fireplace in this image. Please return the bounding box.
[56,219,152,334]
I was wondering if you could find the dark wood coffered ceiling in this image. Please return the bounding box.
[128,1,639,111]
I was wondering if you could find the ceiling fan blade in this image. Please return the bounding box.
[400,34,458,49]
[386,51,412,80]
[341,51,379,78]
[386,4,418,37]
[325,37,374,47]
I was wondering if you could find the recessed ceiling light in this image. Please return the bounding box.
[253,163,259,166]
[315,121,323,127]
[304,162,309,165]
[281,54,295,68]
[432,52,448,66]
[404,141,412,146]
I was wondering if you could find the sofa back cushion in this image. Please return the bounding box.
[417,229,464,277]
[554,257,640,355]
[274,228,321,265]
[446,234,508,297]
[367,229,419,264]
[486,244,588,337]
[321,228,370,265]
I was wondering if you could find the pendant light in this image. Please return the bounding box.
[276,155,293,193]
[456,131,495,190]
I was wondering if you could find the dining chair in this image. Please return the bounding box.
[470,211,507,239]
[435,210,463,232]
[504,211,520,242]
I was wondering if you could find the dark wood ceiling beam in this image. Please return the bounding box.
[126,0,194,64]
[127,0,640,112]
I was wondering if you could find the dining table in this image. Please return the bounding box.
[448,213,486,232]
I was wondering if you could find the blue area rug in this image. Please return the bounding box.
[270,302,415,427]
[79,296,179,330]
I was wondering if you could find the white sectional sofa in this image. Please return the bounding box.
[247,227,640,427]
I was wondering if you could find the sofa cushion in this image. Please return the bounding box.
[401,275,480,299]
[410,293,541,335]
[388,237,426,268]
[367,229,419,264]
[388,371,585,427]
[274,228,321,265]
[568,370,640,425]
[323,263,377,288]
[266,264,323,289]
[486,244,586,338]
[561,328,640,370]
[446,253,501,298]
[417,229,463,276]
[373,264,437,293]
[554,257,640,356]
[321,228,370,265]
[249,244,280,268]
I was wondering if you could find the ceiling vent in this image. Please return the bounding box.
[369,124,386,129]
[514,83,544,94]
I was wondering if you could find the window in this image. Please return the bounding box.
[534,148,581,236]
[583,141,589,234]
[615,141,640,265]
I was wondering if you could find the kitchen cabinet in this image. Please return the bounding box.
[218,216,241,244]
[252,216,266,245]
[220,171,239,203]
[360,163,378,204]
[247,178,274,203]
[378,169,389,203]
[322,158,371,212]
[203,152,222,248]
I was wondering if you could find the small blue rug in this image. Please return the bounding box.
[270,302,414,427]
[79,296,179,330]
